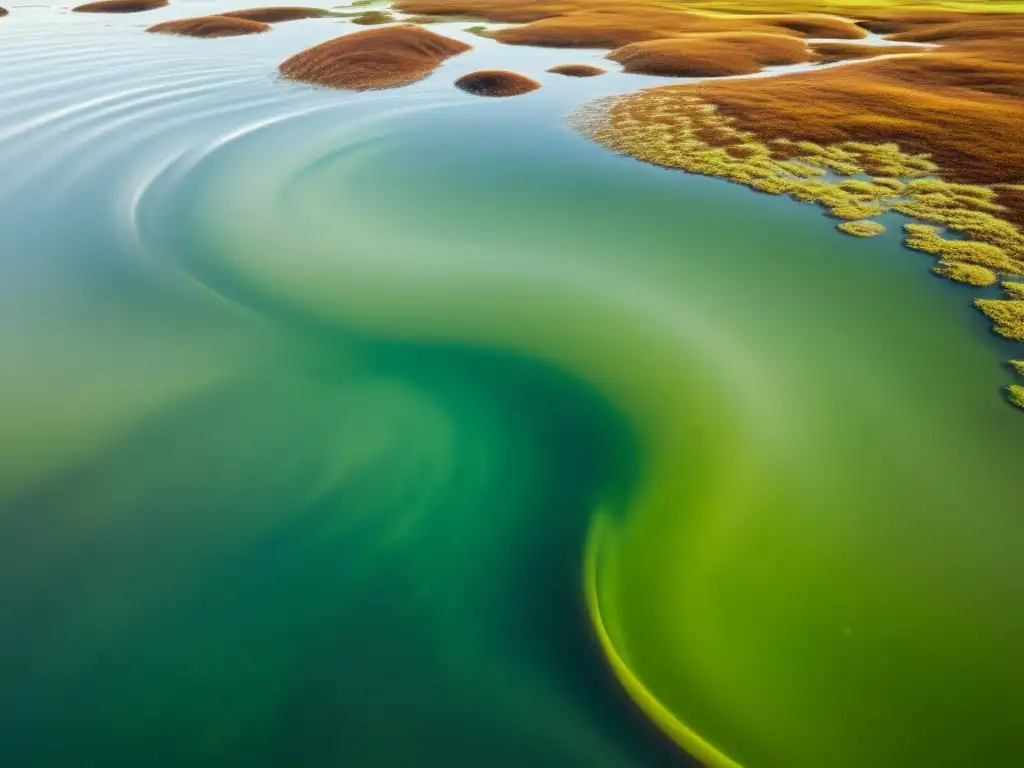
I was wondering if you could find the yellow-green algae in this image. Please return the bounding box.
[1012,360,1024,376]
[837,219,885,237]
[572,93,1024,413]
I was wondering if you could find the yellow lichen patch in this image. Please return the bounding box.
[975,299,1024,341]
[932,262,997,286]
[1008,384,1024,410]
[837,220,886,237]
[1002,281,1024,299]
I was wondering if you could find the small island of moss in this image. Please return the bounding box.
[547,64,606,77]
[932,262,997,286]
[351,10,394,24]
[74,0,167,12]
[454,70,541,97]
[148,16,270,36]
[280,26,470,90]
[975,299,1024,341]
[1008,384,1024,410]
[837,220,886,237]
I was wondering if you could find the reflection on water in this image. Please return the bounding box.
[1,4,1022,767]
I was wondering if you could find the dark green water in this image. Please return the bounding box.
[1,5,1022,767]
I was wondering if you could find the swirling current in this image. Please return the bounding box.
[1,4,1023,768]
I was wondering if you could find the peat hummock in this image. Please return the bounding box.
[74,0,167,12]
[607,32,813,77]
[148,16,270,36]
[279,26,470,90]
[454,69,541,97]
[222,7,328,22]
[547,64,606,77]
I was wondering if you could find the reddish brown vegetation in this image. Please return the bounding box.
[810,42,924,63]
[148,16,270,36]
[547,64,607,77]
[222,7,328,22]
[996,187,1024,231]
[393,0,865,48]
[680,50,1024,189]
[608,32,813,77]
[455,69,541,96]
[74,0,166,12]
[0,7,8,16]
[279,26,470,90]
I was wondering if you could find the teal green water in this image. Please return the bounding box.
[1,5,1022,767]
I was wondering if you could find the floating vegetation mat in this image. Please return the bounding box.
[572,92,1024,409]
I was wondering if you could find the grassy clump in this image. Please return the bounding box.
[838,220,886,237]
[975,299,1024,341]
[932,262,997,286]
[1010,360,1024,376]
[1008,384,1024,410]
[1001,281,1024,299]
[351,10,394,24]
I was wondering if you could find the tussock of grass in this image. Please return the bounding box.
[1002,282,1024,299]
[351,10,395,24]
[838,220,886,237]
[932,262,997,286]
[1010,360,1024,376]
[975,299,1024,341]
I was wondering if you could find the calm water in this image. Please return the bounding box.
[1,4,1022,767]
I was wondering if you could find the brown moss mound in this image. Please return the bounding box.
[222,7,328,22]
[547,64,606,77]
[279,26,470,90]
[393,0,866,49]
[0,7,8,16]
[454,69,541,97]
[74,0,166,12]
[608,33,813,77]
[810,42,925,63]
[148,16,270,36]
